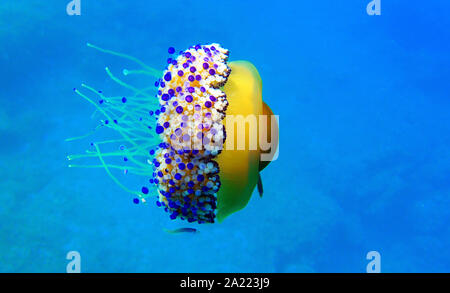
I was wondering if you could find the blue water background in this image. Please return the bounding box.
[0,0,449,272]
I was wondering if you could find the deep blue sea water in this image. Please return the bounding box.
[0,0,449,272]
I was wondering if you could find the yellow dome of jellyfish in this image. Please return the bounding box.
[67,43,278,225]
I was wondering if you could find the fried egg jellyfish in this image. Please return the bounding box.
[67,43,278,224]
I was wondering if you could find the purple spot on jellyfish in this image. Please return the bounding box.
[156,125,164,134]
[164,72,172,82]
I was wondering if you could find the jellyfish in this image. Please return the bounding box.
[67,43,278,224]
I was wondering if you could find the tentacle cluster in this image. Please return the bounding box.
[66,44,162,201]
